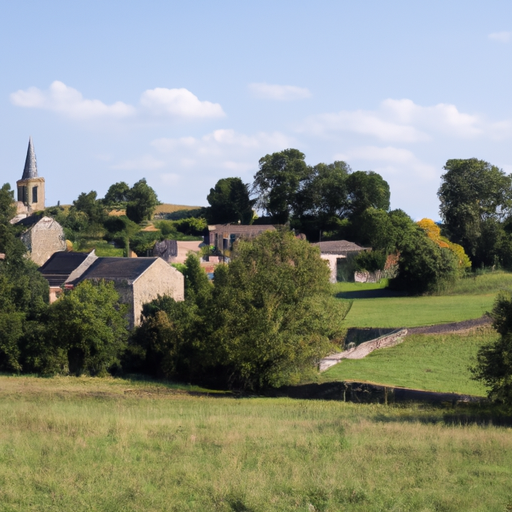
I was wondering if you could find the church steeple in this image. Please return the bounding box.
[22,137,38,179]
[17,137,45,212]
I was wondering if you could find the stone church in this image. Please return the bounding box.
[15,137,46,217]
[12,138,66,265]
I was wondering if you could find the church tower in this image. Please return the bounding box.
[17,137,45,212]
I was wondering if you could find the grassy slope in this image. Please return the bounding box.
[321,329,494,396]
[341,294,494,328]
[1,376,512,512]
[337,272,512,328]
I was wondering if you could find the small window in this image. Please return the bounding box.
[32,186,38,203]
[18,186,26,204]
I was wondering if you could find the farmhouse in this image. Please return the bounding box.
[207,224,275,258]
[312,240,369,283]
[67,257,184,328]
[39,250,98,303]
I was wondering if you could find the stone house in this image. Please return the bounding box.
[207,224,275,259]
[17,215,67,266]
[38,250,98,303]
[312,240,369,283]
[68,257,184,328]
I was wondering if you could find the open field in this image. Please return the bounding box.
[1,376,512,511]
[340,294,494,328]
[335,272,512,328]
[154,204,203,214]
[321,328,494,396]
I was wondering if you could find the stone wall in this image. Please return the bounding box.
[320,254,340,283]
[22,217,66,266]
[132,258,185,327]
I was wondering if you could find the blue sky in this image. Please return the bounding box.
[2,1,512,220]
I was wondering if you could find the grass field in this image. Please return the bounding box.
[321,328,494,396]
[1,376,512,511]
[335,272,512,328]
[340,294,494,328]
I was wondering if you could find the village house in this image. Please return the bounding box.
[312,240,369,283]
[207,224,275,260]
[66,257,184,328]
[16,215,67,266]
[38,250,98,303]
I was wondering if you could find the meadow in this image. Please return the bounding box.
[1,376,512,512]
[321,328,494,396]
[334,272,512,328]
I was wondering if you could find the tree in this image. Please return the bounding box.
[391,227,459,295]
[253,149,309,223]
[103,181,130,206]
[294,161,351,238]
[206,177,255,224]
[126,178,158,224]
[345,171,390,220]
[417,218,471,275]
[46,280,128,376]
[211,230,347,390]
[438,158,512,261]
[72,191,107,225]
[472,293,512,405]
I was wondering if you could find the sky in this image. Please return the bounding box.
[2,1,512,220]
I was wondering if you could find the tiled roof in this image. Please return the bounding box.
[39,251,90,287]
[312,240,368,254]
[70,257,158,285]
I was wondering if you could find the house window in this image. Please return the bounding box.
[18,186,26,204]
[32,186,38,203]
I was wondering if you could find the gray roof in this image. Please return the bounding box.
[312,240,368,254]
[70,257,158,286]
[22,137,38,180]
[39,251,91,287]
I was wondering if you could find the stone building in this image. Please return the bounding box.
[38,250,98,303]
[207,224,275,259]
[17,215,67,266]
[312,240,369,283]
[16,137,45,215]
[68,257,184,328]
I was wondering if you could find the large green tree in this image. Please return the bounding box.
[206,177,255,224]
[438,158,512,262]
[46,280,129,376]
[345,171,390,220]
[211,230,347,390]
[126,178,159,223]
[472,292,512,405]
[253,149,309,223]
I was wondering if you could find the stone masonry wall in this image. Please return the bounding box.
[22,217,66,266]
[132,258,185,327]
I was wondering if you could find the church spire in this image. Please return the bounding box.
[22,137,38,180]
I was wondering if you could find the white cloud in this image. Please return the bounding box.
[152,129,295,157]
[10,81,135,120]
[489,31,511,43]
[11,81,225,121]
[300,99,497,142]
[160,173,180,185]
[248,82,311,101]
[110,155,166,171]
[335,145,437,180]
[139,87,225,118]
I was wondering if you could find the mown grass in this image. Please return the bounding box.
[335,272,512,328]
[321,328,494,396]
[340,294,494,328]
[1,376,512,511]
